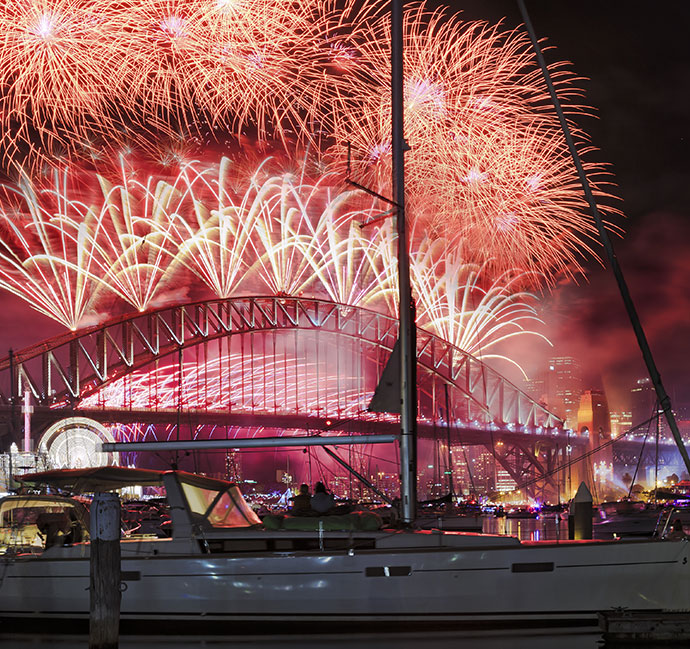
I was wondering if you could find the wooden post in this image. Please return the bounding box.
[89,492,121,649]
[568,482,593,540]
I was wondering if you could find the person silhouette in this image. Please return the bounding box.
[311,481,335,514]
[290,484,312,515]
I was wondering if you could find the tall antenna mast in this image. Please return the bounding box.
[392,0,417,524]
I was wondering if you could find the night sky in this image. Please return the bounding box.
[1,1,688,416]
[449,0,690,412]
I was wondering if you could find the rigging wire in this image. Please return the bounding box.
[627,403,657,499]
[516,414,659,492]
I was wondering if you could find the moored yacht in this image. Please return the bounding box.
[1,466,689,631]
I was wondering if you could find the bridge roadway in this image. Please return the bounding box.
[2,403,679,458]
[2,403,683,501]
[0,403,590,451]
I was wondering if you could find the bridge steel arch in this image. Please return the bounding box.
[0,297,562,431]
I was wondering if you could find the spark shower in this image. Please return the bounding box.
[0,0,618,477]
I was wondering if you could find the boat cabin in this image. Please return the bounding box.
[0,494,89,554]
[4,467,520,559]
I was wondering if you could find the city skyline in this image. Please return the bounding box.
[0,2,687,500]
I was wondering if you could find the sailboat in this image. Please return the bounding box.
[2,0,690,631]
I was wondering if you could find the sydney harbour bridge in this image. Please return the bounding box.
[0,295,677,500]
[0,0,682,504]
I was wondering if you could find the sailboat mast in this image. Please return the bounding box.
[517,0,690,476]
[392,0,418,524]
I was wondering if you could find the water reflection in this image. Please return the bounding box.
[1,630,604,649]
[482,514,569,541]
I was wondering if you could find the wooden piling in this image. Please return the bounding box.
[89,492,121,649]
[568,482,593,540]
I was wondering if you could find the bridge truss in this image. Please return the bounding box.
[0,296,573,497]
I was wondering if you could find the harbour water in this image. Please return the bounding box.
[482,513,570,540]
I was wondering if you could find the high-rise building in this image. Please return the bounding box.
[610,410,633,438]
[549,357,584,430]
[523,356,583,429]
[468,447,495,493]
[630,378,657,429]
[495,466,516,492]
[523,376,547,407]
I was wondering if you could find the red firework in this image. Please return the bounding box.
[329,4,620,283]
[0,0,128,171]
[0,0,621,302]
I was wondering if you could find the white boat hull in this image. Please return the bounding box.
[2,535,689,629]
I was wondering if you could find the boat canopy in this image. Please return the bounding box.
[172,474,261,528]
[18,467,261,529]
[18,467,168,493]
[1,494,90,552]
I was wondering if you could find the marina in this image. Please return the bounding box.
[2,466,690,635]
[0,0,688,645]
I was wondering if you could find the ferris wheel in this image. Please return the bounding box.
[38,418,120,470]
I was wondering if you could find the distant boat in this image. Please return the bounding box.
[506,506,539,519]
[594,500,661,538]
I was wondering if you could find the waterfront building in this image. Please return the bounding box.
[631,378,657,429]
[468,447,496,493]
[610,410,632,438]
[495,466,516,492]
[524,356,583,430]
[550,357,584,430]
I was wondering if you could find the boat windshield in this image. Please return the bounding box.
[180,482,261,528]
[0,496,89,552]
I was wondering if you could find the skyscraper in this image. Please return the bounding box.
[630,378,657,429]
[524,356,583,429]
[550,357,584,430]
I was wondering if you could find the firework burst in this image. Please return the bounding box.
[158,156,258,299]
[0,0,130,170]
[0,168,102,329]
[330,3,619,284]
[0,0,620,379]
[83,159,182,311]
[0,151,552,378]
[411,237,549,376]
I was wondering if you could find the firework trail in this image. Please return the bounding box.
[158,156,258,299]
[246,166,345,297]
[298,207,391,308]
[411,238,550,377]
[80,354,371,417]
[330,4,619,284]
[84,157,182,311]
[184,0,321,144]
[0,168,101,329]
[162,156,389,306]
